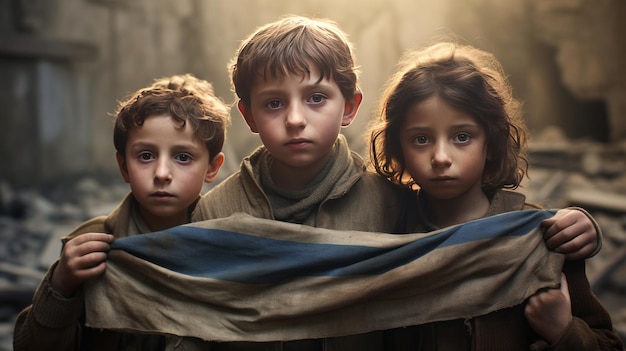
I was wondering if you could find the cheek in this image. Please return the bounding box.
[403,149,428,177]
[124,163,153,185]
[182,166,210,184]
[463,148,488,177]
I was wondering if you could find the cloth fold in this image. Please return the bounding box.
[84,209,564,342]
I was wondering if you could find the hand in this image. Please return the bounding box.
[542,209,597,260]
[525,273,572,344]
[51,233,115,297]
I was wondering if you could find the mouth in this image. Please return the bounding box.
[285,138,312,148]
[150,191,175,199]
[431,176,456,182]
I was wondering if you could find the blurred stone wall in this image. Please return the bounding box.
[529,0,626,141]
[1,0,624,187]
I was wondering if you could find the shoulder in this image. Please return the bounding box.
[489,189,536,214]
[326,172,416,232]
[201,170,249,203]
[356,172,414,199]
[193,169,272,221]
[61,216,108,244]
[60,193,136,243]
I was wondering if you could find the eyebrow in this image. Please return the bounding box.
[127,141,202,151]
[127,141,157,149]
[451,123,481,130]
[401,123,481,133]
[255,80,335,97]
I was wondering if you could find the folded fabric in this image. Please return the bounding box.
[84,209,564,342]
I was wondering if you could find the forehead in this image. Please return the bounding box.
[255,61,325,83]
[250,65,338,92]
[403,97,479,128]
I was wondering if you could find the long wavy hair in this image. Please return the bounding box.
[368,42,528,195]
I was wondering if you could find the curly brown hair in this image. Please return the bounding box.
[368,42,528,195]
[113,74,230,162]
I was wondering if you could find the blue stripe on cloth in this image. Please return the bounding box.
[109,209,555,284]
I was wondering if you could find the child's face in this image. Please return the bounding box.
[239,66,361,188]
[117,114,222,230]
[400,96,487,203]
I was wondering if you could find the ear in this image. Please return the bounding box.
[238,101,259,133]
[116,152,130,183]
[341,92,363,127]
[204,152,225,183]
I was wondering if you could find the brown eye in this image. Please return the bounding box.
[138,152,154,161]
[413,135,429,145]
[454,132,471,143]
[175,153,192,163]
[266,100,282,109]
[308,94,326,104]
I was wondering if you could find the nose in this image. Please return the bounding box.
[285,103,306,129]
[154,158,173,182]
[432,141,452,168]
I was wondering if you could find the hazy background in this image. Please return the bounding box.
[1,1,626,349]
[1,0,625,189]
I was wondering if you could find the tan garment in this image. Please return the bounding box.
[396,189,623,351]
[13,193,203,351]
[192,135,414,233]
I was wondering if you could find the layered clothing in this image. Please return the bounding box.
[13,194,203,351]
[389,189,623,351]
[192,136,416,350]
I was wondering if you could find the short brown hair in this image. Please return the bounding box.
[230,15,360,108]
[113,74,230,162]
[369,42,528,194]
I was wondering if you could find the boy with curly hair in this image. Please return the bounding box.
[14,73,230,350]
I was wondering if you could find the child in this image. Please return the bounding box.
[192,15,602,350]
[13,73,230,350]
[368,41,623,350]
[191,14,418,350]
[192,15,415,231]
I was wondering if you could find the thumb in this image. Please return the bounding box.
[541,217,557,228]
[560,273,570,304]
[541,217,558,239]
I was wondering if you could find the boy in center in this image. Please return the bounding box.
[192,15,414,232]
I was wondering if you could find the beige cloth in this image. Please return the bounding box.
[84,210,564,343]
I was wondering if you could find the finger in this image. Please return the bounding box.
[64,249,109,274]
[76,251,109,266]
[542,215,575,239]
[69,233,115,245]
[72,261,109,281]
[68,239,112,258]
[553,232,594,253]
[544,223,590,249]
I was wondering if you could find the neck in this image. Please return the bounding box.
[140,208,187,232]
[269,152,333,192]
[423,188,490,228]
